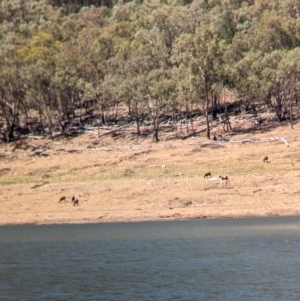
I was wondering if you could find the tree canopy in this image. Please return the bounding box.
[1,0,300,141]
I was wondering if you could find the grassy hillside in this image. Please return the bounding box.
[1,116,300,225]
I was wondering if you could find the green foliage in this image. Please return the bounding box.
[1,0,300,142]
[18,32,63,65]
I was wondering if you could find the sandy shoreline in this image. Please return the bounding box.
[2,213,300,227]
[1,200,300,226]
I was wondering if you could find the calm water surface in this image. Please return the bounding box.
[1,216,300,301]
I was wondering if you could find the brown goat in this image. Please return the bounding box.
[263,156,269,163]
[58,196,66,203]
[72,198,79,206]
[219,175,230,185]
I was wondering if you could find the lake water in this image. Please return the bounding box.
[1,216,300,301]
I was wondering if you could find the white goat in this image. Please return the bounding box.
[208,177,219,184]
[161,164,167,171]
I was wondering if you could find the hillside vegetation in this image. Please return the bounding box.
[1,0,300,144]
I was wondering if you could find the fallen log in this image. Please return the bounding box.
[200,136,290,146]
[280,137,289,147]
[98,129,121,139]
[26,135,44,140]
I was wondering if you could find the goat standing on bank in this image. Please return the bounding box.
[263,156,269,163]
[219,175,230,185]
[72,198,79,206]
[58,196,66,203]
[204,172,212,178]
[161,164,167,171]
[208,177,219,185]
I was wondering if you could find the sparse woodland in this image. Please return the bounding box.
[1,0,300,143]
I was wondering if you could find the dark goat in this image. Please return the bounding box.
[72,198,79,206]
[204,172,212,178]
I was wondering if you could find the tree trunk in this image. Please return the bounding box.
[222,90,232,132]
[127,100,132,116]
[153,127,159,141]
[3,116,16,142]
[152,116,160,142]
[204,80,210,139]
[114,102,118,123]
[5,123,15,142]
[205,108,210,139]
[132,100,140,135]
[188,109,196,137]
[289,98,293,129]
[274,98,284,122]
[135,116,140,135]
[39,110,44,135]
[134,109,140,135]
[47,118,53,139]
[101,103,105,124]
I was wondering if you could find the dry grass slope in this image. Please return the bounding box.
[1,120,300,225]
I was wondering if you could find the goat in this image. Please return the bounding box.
[204,172,212,178]
[72,198,79,206]
[208,177,219,184]
[219,175,230,185]
[161,164,167,171]
[263,156,269,163]
[58,196,66,203]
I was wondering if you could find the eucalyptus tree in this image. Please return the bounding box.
[253,11,295,52]
[0,0,64,40]
[127,4,201,139]
[228,51,263,111]
[231,47,300,125]
[74,27,108,123]
[172,21,223,139]
[0,0,33,31]
[60,5,109,41]
[117,76,146,135]
[53,45,84,125]
[24,63,59,136]
[279,0,300,19]
[53,6,110,125]
[99,74,126,125]
[276,50,300,128]
[18,32,63,136]
[224,5,288,114]
[81,14,138,124]
[144,69,176,141]
[0,66,26,142]
[108,5,161,134]
[174,66,199,135]
[0,14,29,141]
[229,1,300,121]
[267,48,300,127]
[128,5,180,139]
[119,21,173,139]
